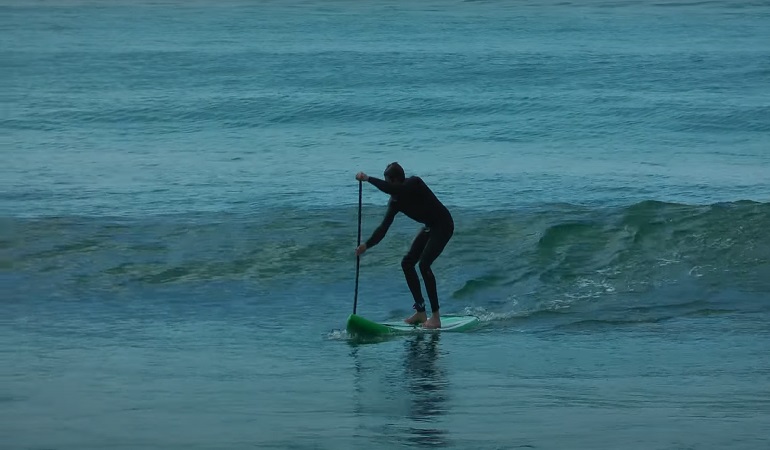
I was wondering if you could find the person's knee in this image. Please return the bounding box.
[418,260,433,276]
[402,256,417,271]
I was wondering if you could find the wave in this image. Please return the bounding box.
[3,200,769,323]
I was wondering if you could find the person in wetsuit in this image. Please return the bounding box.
[355,162,454,329]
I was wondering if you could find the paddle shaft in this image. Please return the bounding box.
[353,180,362,314]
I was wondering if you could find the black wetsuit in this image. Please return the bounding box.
[364,175,454,313]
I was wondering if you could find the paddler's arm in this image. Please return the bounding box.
[367,176,417,196]
[364,201,398,249]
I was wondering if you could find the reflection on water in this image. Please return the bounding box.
[349,333,450,448]
[403,333,449,447]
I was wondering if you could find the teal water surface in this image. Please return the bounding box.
[2,1,770,449]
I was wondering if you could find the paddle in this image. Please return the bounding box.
[353,180,362,314]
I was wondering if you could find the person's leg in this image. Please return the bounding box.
[402,227,430,324]
[418,224,454,328]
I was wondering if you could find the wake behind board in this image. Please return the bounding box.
[346,313,480,337]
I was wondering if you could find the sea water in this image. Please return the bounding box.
[2,1,770,449]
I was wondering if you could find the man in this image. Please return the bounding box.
[355,162,454,329]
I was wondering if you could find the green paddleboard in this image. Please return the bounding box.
[346,313,480,337]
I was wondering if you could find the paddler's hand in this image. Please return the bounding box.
[355,172,369,182]
[355,243,367,256]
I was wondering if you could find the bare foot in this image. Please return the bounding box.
[423,315,441,329]
[405,311,427,325]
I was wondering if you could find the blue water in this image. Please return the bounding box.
[2,1,770,449]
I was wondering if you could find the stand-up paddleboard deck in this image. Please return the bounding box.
[346,313,480,336]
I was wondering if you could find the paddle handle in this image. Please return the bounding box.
[353,180,362,314]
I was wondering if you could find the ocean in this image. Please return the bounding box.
[2,0,769,449]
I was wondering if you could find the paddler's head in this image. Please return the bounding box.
[384,162,405,184]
